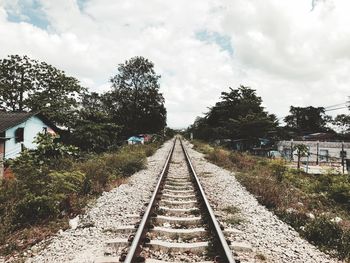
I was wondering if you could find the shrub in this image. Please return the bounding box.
[269,159,287,182]
[238,172,284,209]
[106,147,146,176]
[207,148,231,168]
[328,176,350,204]
[228,151,256,171]
[11,171,85,226]
[303,216,342,249]
[339,230,350,259]
[276,209,309,230]
[13,194,60,225]
[76,158,111,194]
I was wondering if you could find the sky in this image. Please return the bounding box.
[0,0,349,128]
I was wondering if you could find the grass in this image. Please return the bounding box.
[192,140,350,262]
[222,205,240,215]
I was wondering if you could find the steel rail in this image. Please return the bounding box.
[180,138,236,263]
[124,138,176,263]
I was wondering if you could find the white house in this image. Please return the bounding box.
[0,112,58,161]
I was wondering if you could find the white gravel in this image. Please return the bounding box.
[184,140,343,263]
[23,140,174,263]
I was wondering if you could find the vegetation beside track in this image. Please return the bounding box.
[192,140,350,261]
[0,133,163,258]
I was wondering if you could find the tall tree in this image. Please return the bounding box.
[107,56,166,136]
[284,106,331,134]
[190,85,278,143]
[0,55,86,126]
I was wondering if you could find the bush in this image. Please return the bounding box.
[11,171,85,226]
[106,147,146,176]
[228,152,256,171]
[303,216,342,249]
[269,159,287,182]
[76,158,111,194]
[207,148,231,168]
[328,176,350,204]
[339,230,350,259]
[13,194,60,225]
[276,209,309,230]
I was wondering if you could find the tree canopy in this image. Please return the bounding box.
[69,92,121,152]
[284,106,331,135]
[0,55,86,126]
[189,85,278,144]
[106,56,167,136]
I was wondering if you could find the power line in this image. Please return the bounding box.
[325,106,349,112]
[324,102,348,109]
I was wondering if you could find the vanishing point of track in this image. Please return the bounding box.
[96,137,236,263]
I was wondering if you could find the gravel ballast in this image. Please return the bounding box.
[184,141,342,263]
[20,138,343,263]
[24,140,174,263]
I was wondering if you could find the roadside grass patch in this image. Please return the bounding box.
[192,140,350,261]
[0,140,162,257]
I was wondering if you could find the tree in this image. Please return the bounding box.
[107,56,167,136]
[0,55,86,126]
[70,92,121,152]
[333,114,350,134]
[284,106,331,135]
[293,144,309,169]
[190,85,278,144]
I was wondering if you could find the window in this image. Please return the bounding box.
[319,149,329,162]
[15,128,24,143]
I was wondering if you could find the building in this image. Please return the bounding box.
[277,140,350,164]
[0,112,59,161]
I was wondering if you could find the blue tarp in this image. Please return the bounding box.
[127,136,143,143]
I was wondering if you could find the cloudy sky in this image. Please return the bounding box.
[0,0,349,128]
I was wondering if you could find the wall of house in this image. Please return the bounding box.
[4,116,54,159]
[277,140,350,163]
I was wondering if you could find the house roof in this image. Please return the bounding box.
[0,112,59,133]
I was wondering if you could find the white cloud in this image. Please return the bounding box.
[0,0,349,128]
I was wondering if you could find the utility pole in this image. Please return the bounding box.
[341,141,345,174]
[316,141,319,165]
[306,146,310,173]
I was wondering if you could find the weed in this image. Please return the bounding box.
[222,205,240,214]
[226,215,244,225]
[255,253,267,261]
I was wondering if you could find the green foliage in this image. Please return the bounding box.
[0,55,86,126]
[70,92,122,152]
[268,159,287,182]
[284,106,332,135]
[106,56,167,136]
[303,216,342,249]
[333,114,350,134]
[106,146,146,176]
[188,85,278,144]
[10,133,78,171]
[293,144,309,169]
[276,209,309,230]
[327,175,350,205]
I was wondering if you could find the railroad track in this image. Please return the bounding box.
[96,138,236,263]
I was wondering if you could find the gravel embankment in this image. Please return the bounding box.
[184,141,342,263]
[23,140,174,263]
